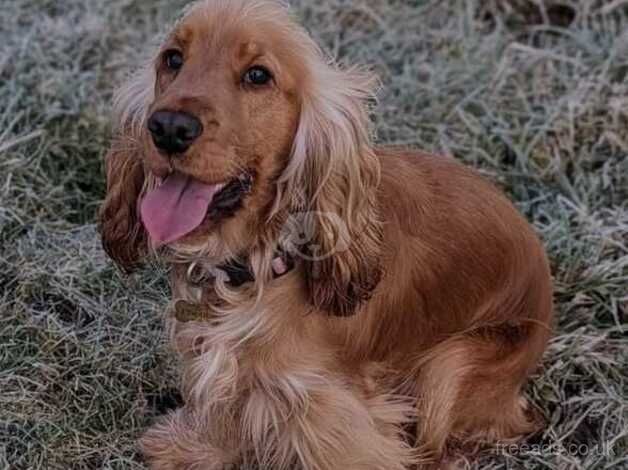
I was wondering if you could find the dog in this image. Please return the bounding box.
[99,1,553,468]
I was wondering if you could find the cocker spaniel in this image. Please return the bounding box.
[99,1,553,469]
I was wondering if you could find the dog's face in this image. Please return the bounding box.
[100,0,383,315]
[139,9,303,248]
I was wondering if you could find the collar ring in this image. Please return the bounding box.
[186,261,212,286]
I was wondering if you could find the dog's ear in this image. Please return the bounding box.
[98,139,147,272]
[280,65,383,316]
[98,64,154,272]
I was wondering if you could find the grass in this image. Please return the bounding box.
[0,0,626,468]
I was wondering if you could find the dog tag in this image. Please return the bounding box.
[174,300,212,323]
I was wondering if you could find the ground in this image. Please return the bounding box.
[0,0,626,469]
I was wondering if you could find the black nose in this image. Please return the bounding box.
[147,111,203,155]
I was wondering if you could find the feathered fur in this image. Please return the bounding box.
[98,1,553,469]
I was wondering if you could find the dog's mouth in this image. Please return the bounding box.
[140,172,253,247]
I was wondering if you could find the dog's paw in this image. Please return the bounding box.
[140,411,230,470]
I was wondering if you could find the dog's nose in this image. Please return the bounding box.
[147,110,203,155]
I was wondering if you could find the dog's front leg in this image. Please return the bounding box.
[140,407,237,470]
[241,378,415,470]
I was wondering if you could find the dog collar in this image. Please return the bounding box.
[176,251,294,323]
[185,250,294,287]
[218,251,294,287]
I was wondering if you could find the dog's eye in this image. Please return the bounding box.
[164,50,184,71]
[243,66,273,86]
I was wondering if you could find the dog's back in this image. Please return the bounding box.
[332,149,553,458]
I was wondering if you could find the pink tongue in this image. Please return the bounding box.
[140,173,222,247]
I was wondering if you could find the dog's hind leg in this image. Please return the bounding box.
[414,326,548,466]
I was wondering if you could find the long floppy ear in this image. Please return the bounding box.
[98,64,154,272]
[279,62,383,317]
[99,140,147,272]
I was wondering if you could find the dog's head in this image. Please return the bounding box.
[99,0,382,315]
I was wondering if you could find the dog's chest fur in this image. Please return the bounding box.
[167,266,324,447]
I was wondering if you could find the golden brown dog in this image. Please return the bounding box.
[99,1,553,468]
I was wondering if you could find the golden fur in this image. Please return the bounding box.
[99,1,553,468]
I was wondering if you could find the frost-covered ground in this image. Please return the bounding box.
[1,1,626,468]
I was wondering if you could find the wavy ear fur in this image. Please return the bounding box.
[99,140,147,272]
[278,57,383,316]
[98,63,154,272]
